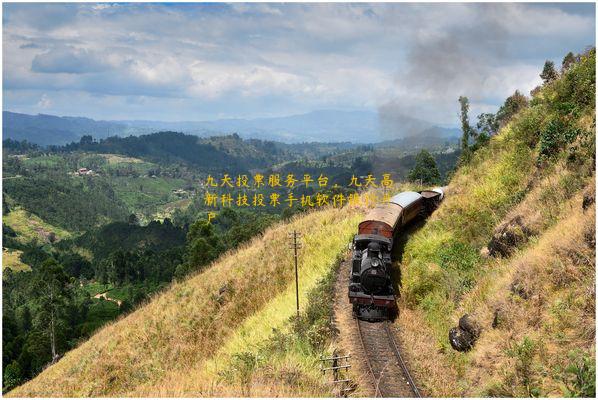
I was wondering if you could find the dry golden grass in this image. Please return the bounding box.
[2,248,31,272]
[396,79,595,395]
[460,188,595,396]
[8,204,364,397]
[398,173,595,397]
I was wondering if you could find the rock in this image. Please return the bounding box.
[449,314,481,352]
[459,314,481,338]
[449,327,474,352]
[479,247,490,258]
[584,226,596,248]
[488,215,532,257]
[582,190,595,210]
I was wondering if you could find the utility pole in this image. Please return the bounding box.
[288,230,302,317]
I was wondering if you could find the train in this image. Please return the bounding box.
[349,188,445,321]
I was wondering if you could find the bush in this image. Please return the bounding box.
[293,257,340,350]
[506,337,540,397]
[3,360,23,392]
[560,351,595,398]
[538,118,582,161]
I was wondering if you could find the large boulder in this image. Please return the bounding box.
[449,314,481,352]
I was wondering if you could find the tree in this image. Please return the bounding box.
[351,156,372,176]
[128,213,139,225]
[3,360,23,391]
[562,52,576,72]
[496,90,528,127]
[30,258,73,364]
[408,150,441,185]
[458,96,472,152]
[540,60,558,84]
[476,113,498,139]
[175,220,224,279]
[47,232,57,244]
[79,135,94,145]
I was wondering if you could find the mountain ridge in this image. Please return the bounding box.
[3,110,460,146]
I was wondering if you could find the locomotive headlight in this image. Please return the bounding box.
[370,258,381,268]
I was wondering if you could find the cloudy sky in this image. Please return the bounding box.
[3,2,595,126]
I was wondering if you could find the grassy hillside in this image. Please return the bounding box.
[2,249,30,272]
[8,205,364,397]
[397,49,595,396]
[6,50,593,399]
[3,206,71,244]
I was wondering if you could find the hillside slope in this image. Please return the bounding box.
[8,50,595,398]
[395,49,595,396]
[8,205,364,396]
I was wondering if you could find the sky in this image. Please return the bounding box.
[2,2,596,127]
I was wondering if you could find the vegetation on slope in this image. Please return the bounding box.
[3,206,71,245]
[398,49,595,396]
[7,205,363,396]
[3,175,129,232]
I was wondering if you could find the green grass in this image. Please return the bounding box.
[109,176,188,218]
[83,282,114,297]
[3,206,71,244]
[20,154,65,168]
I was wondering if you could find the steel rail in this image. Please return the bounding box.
[355,318,421,397]
[383,321,421,397]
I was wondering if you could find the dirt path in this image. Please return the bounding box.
[332,254,421,397]
[94,292,122,307]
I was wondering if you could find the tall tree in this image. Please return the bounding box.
[540,60,558,84]
[496,90,529,127]
[561,52,576,72]
[30,258,73,364]
[175,220,224,278]
[408,150,441,185]
[458,96,472,152]
[476,113,499,138]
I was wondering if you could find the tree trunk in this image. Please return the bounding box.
[49,290,58,363]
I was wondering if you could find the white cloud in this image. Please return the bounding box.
[2,2,595,124]
[37,93,52,108]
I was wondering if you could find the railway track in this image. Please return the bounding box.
[356,319,421,398]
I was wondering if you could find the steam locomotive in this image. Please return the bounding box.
[349,188,445,321]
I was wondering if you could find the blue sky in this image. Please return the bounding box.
[3,2,595,126]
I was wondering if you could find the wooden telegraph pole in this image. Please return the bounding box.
[288,230,302,317]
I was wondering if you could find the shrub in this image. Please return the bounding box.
[506,337,540,397]
[538,118,582,161]
[560,351,596,398]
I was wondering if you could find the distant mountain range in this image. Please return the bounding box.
[3,110,460,146]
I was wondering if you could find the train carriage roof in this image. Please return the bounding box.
[388,191,422,208]
[359,202,403,233]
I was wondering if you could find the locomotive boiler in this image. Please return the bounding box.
[349,188,445,321]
